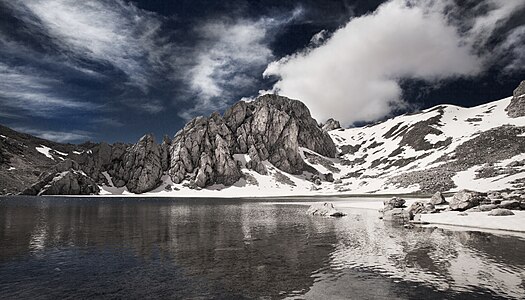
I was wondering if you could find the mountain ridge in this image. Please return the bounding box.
[1,80,524,196]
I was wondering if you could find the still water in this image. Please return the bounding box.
[0,196,524,299]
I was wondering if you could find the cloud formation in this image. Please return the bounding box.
[12,126,92,143]
[0,63,96,118]
[6,0,168,91]
[264,0,525,126]
[179,12,302,120]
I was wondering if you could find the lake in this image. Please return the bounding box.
[0,196,524,299]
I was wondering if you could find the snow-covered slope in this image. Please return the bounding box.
[98,95,525,197]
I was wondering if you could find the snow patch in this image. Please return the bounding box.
[35,145,54,160]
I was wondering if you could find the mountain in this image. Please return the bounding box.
[1,81,524,196]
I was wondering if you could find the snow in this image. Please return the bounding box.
[72,151,83,155]
[451,166,525,192]
[0,135,6,139]
[35,145,54,160]
[98,171,132,195]
[420,211,525,236]
[265,199,525,237]
[7,167,15,171]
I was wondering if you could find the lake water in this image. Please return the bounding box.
[0,196,524,299]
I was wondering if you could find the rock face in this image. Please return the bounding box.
[322,118,341,131]
[449,190,486,211]
[306,202,345,217]
[488,208,515,216]
[168,94,336,187]
[20,159,99,195]
[430,192,447,205]
[506,80,525,118]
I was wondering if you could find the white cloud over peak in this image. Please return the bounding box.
[264,0,525,126]
[179,13,300,120]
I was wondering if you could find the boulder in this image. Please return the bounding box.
[498,200,520,210]
[430,191,447,205]
[306,202,346,217]
[383,197,406,210]
[488,208,515,216]
[407,201,435,219]
[383,208,410,223]
[449,190,486,211]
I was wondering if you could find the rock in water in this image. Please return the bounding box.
[322,118,341,131]
[169,94,336,187]
[407,201,435,219]
[505,80,525,118]
[449,190,486,211]
[383,208,410,223]
[430,191,447,205]
[307,202,346,217]
[383,197,406,210]
[488,208,515,216]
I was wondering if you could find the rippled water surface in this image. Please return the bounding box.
[1,196,524,299]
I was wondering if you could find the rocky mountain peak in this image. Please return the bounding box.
[322,118,341,131]
[168,94,336,188]
[505,80,525,118]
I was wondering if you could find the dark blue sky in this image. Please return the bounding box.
[0,0,524,143]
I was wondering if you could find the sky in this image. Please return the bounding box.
[0,0,524,143]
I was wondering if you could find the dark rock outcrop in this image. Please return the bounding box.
[168,94,336,187]
[506,80,525,118]
[20,159,99,195]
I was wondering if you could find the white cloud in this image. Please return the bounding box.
[6,0,168,92]
[0,63,96,117]
[12,126,92,143]
[264,0,525,126]
[178,19,275,120]
[179,10,303,120]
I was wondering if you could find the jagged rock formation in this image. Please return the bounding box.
[506,80,525,118]
[20,159,99,195]
[168,94,336,188]
[322,118,341,131]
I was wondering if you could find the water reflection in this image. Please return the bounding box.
[0,197,524,299]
